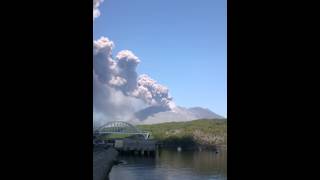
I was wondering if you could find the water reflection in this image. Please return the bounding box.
[110,148,227,180]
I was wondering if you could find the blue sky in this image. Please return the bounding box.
[94,0,227,117]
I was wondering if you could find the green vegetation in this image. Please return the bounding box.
[101,133,132,139]
[137,119,227,148]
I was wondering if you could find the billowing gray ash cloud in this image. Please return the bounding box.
[93,36,176,125]
[92,1,226,126]
[92,1,225,126]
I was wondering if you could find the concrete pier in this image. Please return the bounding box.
[114,138,158,157]
[93,147,118,180]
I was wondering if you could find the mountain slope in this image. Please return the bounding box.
[137,119,227,147]
[130,106,225,124]
[188,107,224,119]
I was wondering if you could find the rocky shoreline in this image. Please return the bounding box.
[93,147,118,180]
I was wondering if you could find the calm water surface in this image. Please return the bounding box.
[110,148,227,180]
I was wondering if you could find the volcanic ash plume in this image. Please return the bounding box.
[93,36,175,124]
[93,0,176,125]
[92,0,224,125]
[133,74,173,107]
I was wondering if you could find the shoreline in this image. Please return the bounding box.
[93,147,118,180]
[159,144,227,151]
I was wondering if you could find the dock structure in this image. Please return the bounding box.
[114,138,158,156]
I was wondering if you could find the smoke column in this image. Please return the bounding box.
[93,1,175,125]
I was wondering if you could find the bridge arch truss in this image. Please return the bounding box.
[95,121,150,139]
